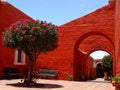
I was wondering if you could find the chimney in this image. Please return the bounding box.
[109,0,115,3]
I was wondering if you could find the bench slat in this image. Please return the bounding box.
[37,69,58,79]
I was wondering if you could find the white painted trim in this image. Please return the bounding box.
[14,49,25,65]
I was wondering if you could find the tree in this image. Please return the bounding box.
[2,19,59,84]
[102,55,113,76]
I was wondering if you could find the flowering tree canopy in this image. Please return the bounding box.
[2,19,58,58]
[2,19,59,83]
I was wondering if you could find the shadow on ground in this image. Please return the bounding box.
[6,83,63,89]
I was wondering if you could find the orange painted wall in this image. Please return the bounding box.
[115,0,120,75]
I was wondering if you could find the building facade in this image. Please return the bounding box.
[0,0,120,81]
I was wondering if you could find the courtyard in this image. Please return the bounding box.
[0,78,115,90]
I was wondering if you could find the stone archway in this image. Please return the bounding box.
[74,31,115,81]
[93,60,103,69]
[92,59,104,78]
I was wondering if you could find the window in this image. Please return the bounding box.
[14,49,25,65]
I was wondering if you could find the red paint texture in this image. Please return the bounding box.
[36,3,115,80]
[115,0,120,76]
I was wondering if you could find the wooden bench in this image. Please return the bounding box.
[3,68,22,79]
[37,69,58,79]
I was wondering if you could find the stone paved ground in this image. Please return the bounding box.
[0,78,115,90]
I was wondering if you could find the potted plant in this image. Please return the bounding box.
[111,76,120,89]
[80,75,87,81]
[67,73,73,81]
[104,76,111,81]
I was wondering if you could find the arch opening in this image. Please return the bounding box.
[74,31,114,81]
[90,50,113,78]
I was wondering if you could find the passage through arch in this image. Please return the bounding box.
[73,31,115,81]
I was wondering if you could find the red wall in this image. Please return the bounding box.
[36,3,115,80]
[85,56,95,79]
[0,2,33,78]
[0,2,117,81]
[115,0,120,76]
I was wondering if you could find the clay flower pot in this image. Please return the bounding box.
[111,76,120,90]
[115,83,120,90]
[111,80,116,86]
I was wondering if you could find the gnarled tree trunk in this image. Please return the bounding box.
[25,55,37,84]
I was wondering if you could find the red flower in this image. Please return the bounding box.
[16,21,21,25]
[22,25,29,29]
[32,27,39,30]
[1,32,5,39]
[35,20,39,24]
[23,19,31,23]
[7,33,12,38]
[10,24,15,29]
[50,26,54,29]
[14,29,17,32]
[44,30,46,33]
[24,35,28,39]
[55,42,58,47]
[31,38,35,42]
[20,30,24,34]
[43,23,47,27]
[2,40,6,45]
[13,28,19,32]
[2,32,5,36]
[16,28,19,31]
[50,33,53,35]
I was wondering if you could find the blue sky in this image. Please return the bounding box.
[7,0,109,59]
[7,0,108,26]
[90,51,109,59]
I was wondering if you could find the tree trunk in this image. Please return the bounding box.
[25,56,36,84]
